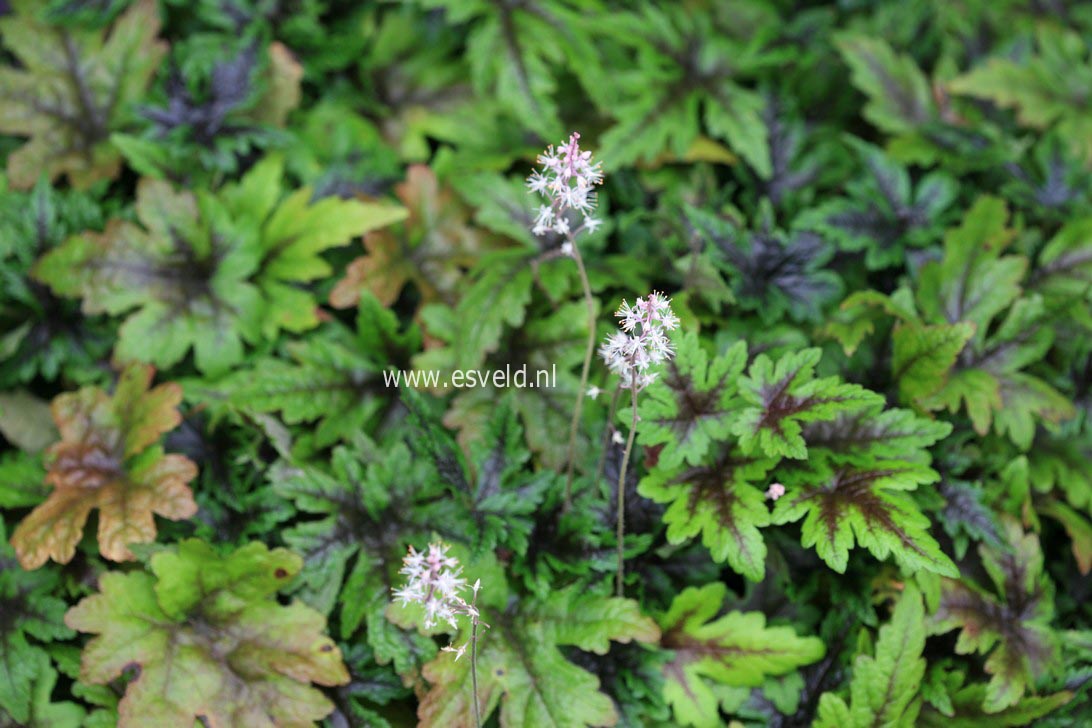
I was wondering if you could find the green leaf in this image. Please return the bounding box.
[638,448,775,581]
[797,141,956,269]
[921,367,1000,437]
[636,334,746,470]
[65,539,349,728]
[15,652,86,727]
[929,519,1059,712]
[225,155,407,338]
[0,389,57,452]
[438,300,586,469]
[922,295,1074,449]
[733,347,884,459]
[595,4,778,175]
[801,406,953,465]
[150,540,303,620]
[415,0,595,139]
[950,25,1092,162]
[919,675,1071,726]
[0,178,110,387]
[813,586,926,728]
[896,199,1076,448]
[916,196,1023,333]
[1032,216,1092,303]
[835,34,936,136]
[33,178,263,375]
[329,165,482,314]
[0,519,74,723]
[658,582,824,728]
[271,437,450,673]
[414,249,538,373]
[0,451,47,508]
[1039,499,1092,574]
[772,457,957,576]
[417,585,660,727]
[405,392,551,554]
[0,0,166,188]
[34,158,404,375]
[201,331,387,450]
[892,321,975,403]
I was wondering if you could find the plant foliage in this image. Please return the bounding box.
[2,1,1090,725]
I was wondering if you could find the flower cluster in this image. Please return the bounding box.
[599,292,679,390]
[527,131,604,237]
[392,542,479,631]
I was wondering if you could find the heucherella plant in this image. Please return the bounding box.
[527,132,604,508]
[393,542,486,728]
[600,292,679,594]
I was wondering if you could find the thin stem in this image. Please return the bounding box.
[615,379,638,597]
[470,617,481,728]
[563,239,597,510]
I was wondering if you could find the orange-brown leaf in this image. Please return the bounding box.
[10,364,197,568]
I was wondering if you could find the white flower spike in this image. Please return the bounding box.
[527,131,604,237]
[394,542,475,630]
[599,292,678,391]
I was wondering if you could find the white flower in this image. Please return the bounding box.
[766,483,786,501]
[586,385,601,400]
[560,241,574,257]
[442,642,468,661]
[527,132,604,237]
[394,542,476,630]
[532,204,555,236]
[526,170,549,194]
[599,292,678,391]
[583,216,602,234]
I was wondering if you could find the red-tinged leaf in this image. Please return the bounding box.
[773,458,957,576]
[330,165,485,311]
[929,519,1059,712]
[0,0,166,188]
[733,347,884,459]
[65,540,349,728]
[659,582,824,727]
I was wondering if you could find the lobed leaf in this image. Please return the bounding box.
[638,448,775,581]
[636,334,746,470]
[10,364,197,567]
[834,34,935,136]
[733,347,884,459]
[929,519,1059,712]
[658,582,824,727]
[772,457,957,576]
[814,586,926,728]
[417,585,659,728]
[0,0,166,188]
[65,539,349,728]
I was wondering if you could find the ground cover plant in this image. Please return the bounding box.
[2,0,1092,726]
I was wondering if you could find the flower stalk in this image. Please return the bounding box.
[393,543,487,727]
[527,132,603,510]
[598,293,678,595]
